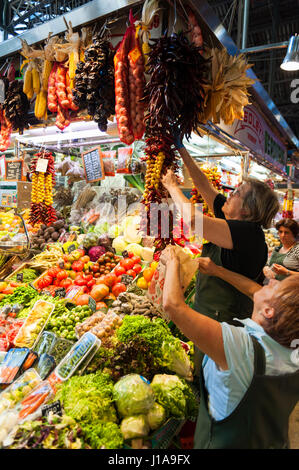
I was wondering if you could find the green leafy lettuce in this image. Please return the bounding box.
[55,372,117,424]
[81,421,123,449]
[116,316,193,380]
[151,374,199,419]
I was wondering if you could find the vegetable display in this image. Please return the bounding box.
[14,300,55,349]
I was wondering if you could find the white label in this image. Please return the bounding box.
[36,158,49,173]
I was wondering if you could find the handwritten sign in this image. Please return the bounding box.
[36,158,49,173]
[5,159,23,181]
[81,147,105,183]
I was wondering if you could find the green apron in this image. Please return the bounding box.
[193,242,256,377]
[194,242,254,324]
[269,247,287,281]
[194,336,299,449]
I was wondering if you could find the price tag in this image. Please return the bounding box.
[88,296,97,312]
[35,158,49,173]
[67,244,76,254]
[41,400,62,417]
[16,272,23,282]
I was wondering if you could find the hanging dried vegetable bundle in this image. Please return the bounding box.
[4,80,30,134]
[143,32,209,141]
[72,34,115,132]
[29,151,57,226]
[200,48,255,125]
[140,32,209,254]
[190,165,222,217]
[0,105,12,152]
[114,10,146,144]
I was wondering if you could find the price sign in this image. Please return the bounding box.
[5,159,23,181]
[41,400,63,417]
[67,244,77,254]
[88,296,97,312]
[16,273,23,282]
[36,158,49,173]
[81,147,105,183]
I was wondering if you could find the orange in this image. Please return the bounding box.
[143,267,154,283]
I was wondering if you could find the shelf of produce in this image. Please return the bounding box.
[4,262,46,282]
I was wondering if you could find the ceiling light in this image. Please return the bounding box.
[280,35,299,71]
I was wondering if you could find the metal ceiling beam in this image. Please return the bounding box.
[240,41,289,53]
[186,0,299,150]
[0,0,144,57]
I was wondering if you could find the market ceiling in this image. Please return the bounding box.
[208,0,299,152]
[0,0,298,158]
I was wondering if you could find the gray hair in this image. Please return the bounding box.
[241,177,280,229]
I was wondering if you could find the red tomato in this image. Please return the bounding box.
[87,279,96,289]
[126,269,136,279]
[56,270,68,281]
[131,256,141,265]
[48,267,61,278]
[103,273,117,287]
[114,266,126,276]
[59,279,73,289]
[127,252,135,258]
[115,275,122,284]
[112,283,127,297]
[120,258,134,270]
[53,279,61,286]
[132,264,142,274]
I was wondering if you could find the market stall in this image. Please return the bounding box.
[0,0,297,451]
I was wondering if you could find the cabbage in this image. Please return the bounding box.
[125,243,142,257]
[147,403,166,430]
[112,236,128,255]
[140,247,155,262]
[88,246,106,262]
[151,374,187,418]
[123,216,142,244]
[108,224,122,239]
[82,233,99,249]
[113,374,155,417]
[94,222,109,236]
[161,340,193,381]
[120,415,150,440]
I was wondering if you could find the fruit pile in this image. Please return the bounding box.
[136,261,158,290]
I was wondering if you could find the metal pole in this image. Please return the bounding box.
[241,0,250,50]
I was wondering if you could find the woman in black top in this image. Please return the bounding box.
[161,141,280,327]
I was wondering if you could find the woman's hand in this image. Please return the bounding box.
[263,266,276,279]
[197,257,219,276]
[161,169,179,192]
[160,245,180,266]
[272,264,289,276]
